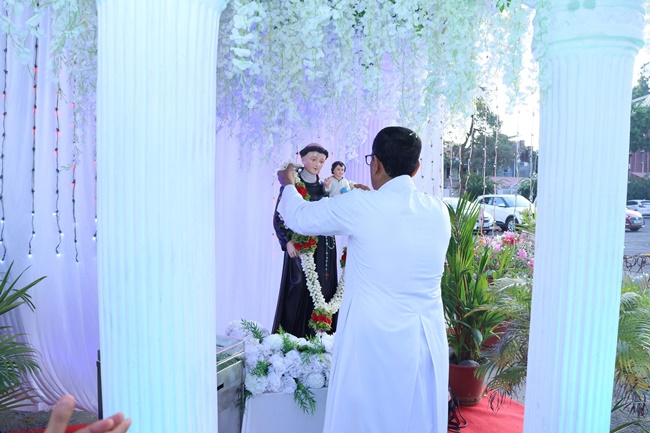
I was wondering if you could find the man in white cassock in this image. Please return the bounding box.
[277,126,451,433]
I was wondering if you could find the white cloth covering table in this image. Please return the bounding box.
[240,388,328,433]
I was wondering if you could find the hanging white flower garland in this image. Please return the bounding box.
[299,249,345,315]
[10,0,649,165]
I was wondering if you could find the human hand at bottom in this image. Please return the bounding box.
[45,395,131,433]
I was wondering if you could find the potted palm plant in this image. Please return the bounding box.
[442,197,510,405]
[479,274,650,432]
[0,262,44,413]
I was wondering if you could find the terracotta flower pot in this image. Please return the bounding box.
[481,323,508,349]
[449,363,485,406]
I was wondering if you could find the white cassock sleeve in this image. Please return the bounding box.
[277,185,361,236]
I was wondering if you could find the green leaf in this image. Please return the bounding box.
[240,319,266,343]
[293,380,316,415]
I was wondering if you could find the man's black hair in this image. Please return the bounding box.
[372,126,421,178]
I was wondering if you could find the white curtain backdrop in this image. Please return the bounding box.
[0,11,99,411]
[0,18,443,412]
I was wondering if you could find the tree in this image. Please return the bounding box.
[632,63,650,100]
[447,98,518,195]
[518,175,537,202]
[463,173,495,200]
[627,176,650,200]
[630,63,650,153]
[629,105,650,153]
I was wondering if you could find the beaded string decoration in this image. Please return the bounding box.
[54,84,63,255]
[28,34,39,257]
[0,30,7,262]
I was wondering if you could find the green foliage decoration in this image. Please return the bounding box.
[240,319,266,344]
[478,269,650,431]
[442,196,507,363]
[250,360,271,377]
[0,262,45,413]
[293,380,317,415]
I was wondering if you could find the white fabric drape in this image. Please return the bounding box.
[1,13,444,412]
[0,11,99,411]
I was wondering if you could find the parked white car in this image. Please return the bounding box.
[475,194,535,231]
[626,199,650,217]
[443,197,496,233]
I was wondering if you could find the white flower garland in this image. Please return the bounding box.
[299,251,345,314]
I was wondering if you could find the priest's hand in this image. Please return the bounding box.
[45,395,132,433]
[277,164,296,187]
[354,183,371,191]
[286,241,299,258]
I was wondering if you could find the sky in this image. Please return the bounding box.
[496,46,650,151]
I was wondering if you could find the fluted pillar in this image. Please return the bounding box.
[524,2,644,432]
[96,1,228,431]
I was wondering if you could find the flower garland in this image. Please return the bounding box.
[289,175,346,332]
[303,247,346,332]
[290,176,318,254]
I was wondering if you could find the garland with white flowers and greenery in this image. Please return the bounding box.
[290,175,346,333]
[226,319,335,414]
[1,0,547,163]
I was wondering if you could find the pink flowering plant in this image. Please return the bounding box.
[475,231,535,279]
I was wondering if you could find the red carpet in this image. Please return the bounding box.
[2,397,523,433]
[1,425,87,433]
[460,395,524,433]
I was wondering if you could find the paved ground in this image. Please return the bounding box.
[624,222,650,258]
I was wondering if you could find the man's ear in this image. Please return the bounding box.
[410,160,421,178]
[372,157,384,177]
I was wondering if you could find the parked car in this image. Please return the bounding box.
[443,197,496,233]
[626,199,650,217]
[626,208,645,232]
[475,194,535,231]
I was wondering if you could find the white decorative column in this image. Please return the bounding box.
[524,2,644,432]
[96,1,228,431]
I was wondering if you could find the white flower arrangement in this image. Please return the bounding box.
[226,319,334,414]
